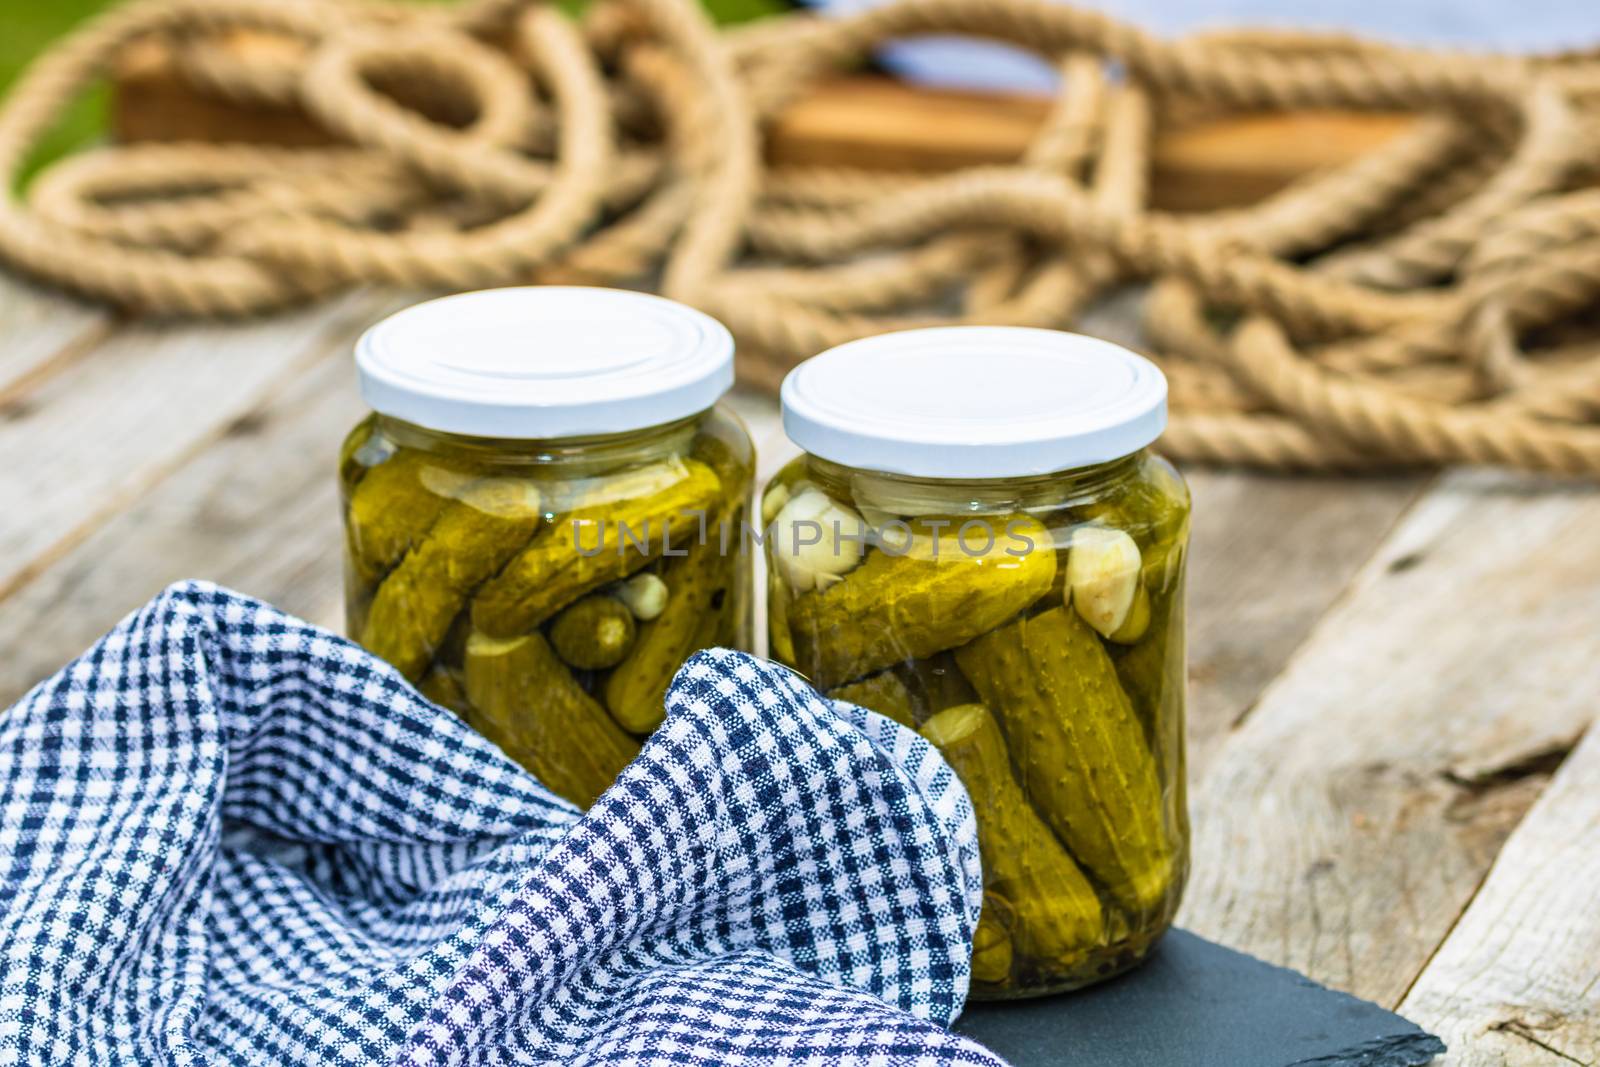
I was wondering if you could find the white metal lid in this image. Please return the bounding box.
[355,287,735,438]
[780,326,1168,478]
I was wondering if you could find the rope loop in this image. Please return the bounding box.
[0,0,1598,474]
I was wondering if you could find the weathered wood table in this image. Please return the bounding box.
[3,271,1597,1065]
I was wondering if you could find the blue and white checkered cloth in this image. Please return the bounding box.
[0,581,999,1066]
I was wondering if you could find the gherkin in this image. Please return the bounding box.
[970,897,1016,987]
[548,595,637,671]
[788,514,1056,689]
[345,447,478,586]
[828,671,916,729]
[604,535,728,734]
[955,606,1176,921]
[463,630,640,809]
[922,703,1105,969]
[471,458,721,637]
[360,477,543,681]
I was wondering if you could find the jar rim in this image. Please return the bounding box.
[780,326,1167,478]
[356,287,734,439]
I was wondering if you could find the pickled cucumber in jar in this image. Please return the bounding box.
[341,288,753,809]
[766,326,1190,997]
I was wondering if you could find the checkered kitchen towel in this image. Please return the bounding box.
[0,581,998,1066]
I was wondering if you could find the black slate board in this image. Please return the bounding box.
[955,930,1445,1067]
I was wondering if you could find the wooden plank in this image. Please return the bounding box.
[111,32,1416,211]
[1074,297,1430,776]
[1398,722,1600,1067]
[0,271,112,401]
[1178,467,1600,1008]
[0,344,366,705]
[767,79,1416,211]
[1181,469,1426,776]
[0,290,397,608]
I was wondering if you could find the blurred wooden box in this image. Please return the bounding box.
[112,33,1414,211]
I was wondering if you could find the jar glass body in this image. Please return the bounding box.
[340,405,754,808]
[762,448,1190,998]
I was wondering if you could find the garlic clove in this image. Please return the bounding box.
[772,489,866,592]
[858,504,912,553]
[1066,525,1142,637]
[616,572,669,620]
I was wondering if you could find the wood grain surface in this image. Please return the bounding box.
[1179,467,1600,1008]
[1399,721,1600,1066]
[0,281,395,606]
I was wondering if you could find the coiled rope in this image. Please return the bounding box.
[4,0,1600,474]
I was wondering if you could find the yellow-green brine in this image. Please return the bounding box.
[767,327,1189,998]
[341,288,753,809]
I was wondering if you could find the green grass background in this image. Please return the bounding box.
[0,0,787,178]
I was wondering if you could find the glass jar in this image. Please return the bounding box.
[764,327,1189,998]
[341,288,753,809]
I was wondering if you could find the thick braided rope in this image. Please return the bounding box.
[2,0,1600,476]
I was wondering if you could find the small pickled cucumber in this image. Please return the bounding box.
[360,478,543,681]
[922,703,1105,967]
[345,448,478,585]
[971,895,1017,986]
[1078,456,1189,547]
[955,607,1175,920]
[1112,576,1188,777]
[417,665,471,717]
[896,653,978,725]
[604,537,726,734]
[1108,583,1152,644]
[787,514,1056,689]
[463,630,640,808]
[767,573,797,664]
[828,671,916,729]
[471,458,721,637]
[339,415,379,488]
[548,595,637,670]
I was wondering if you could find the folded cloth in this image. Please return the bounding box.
[0,581,998,1067]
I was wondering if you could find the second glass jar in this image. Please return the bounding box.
[765,327,1191,998]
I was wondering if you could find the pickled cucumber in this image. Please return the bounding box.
[463,630,640,808]
[603,536,725,734]
[1107,583,1151,645]
[548,595,637,670]
[895,653,978,724]
[788,514,1056,689]
[955,606,1175,920]
[828,671,916,729]
[418,665,470,717]
[921,703,1105,968]
[360,478,544,680]
[471,458,721,637]
[971,897,1016,986]
[346,448,477,585]
[767,574,797,664]
[339,414,379,488]
[1112,576,1187,777]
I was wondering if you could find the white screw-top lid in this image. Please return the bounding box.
[355,287,735,438]
[780,326,1167,478]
